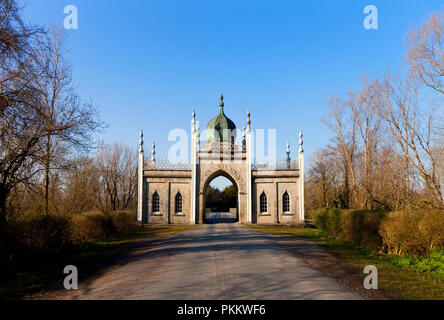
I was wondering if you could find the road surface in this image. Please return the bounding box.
[46,213,363,300]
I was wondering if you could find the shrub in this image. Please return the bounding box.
[338,209,360,243]
[338,210,383,247]
[359,210,384,247]
[379,210,426,256]
[110,211,136,234]
[418,209,444,251]
[70,211,113,243]
[5,214,73,266]
[7,214,72,253]
[326,208,341,236]
[315,208,383,247]
[314,208,328,231]
[380,209,444,256]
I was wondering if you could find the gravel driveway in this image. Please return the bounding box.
[42,219,363,300]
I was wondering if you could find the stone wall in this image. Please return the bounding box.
[142,156,302,225]
[144,170,192,224]
[252,170,301,225]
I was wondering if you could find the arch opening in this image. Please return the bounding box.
[203,173,239,224]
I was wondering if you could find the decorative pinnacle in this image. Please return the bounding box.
[138,130,144,153]
[247,109,251,129]
[219,93,224,109]
[192,109,196,132]
[286,141,291,162]
[152,141,156,161]
[299,130,304,153]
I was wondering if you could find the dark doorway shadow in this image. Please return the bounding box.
[205,212,238,224]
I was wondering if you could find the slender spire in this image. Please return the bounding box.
[219,93,224,111]
[286,141,291,162]
[247,109,251,129]
[192,109,196,132]
[138,130,144,153]
[299,130,304,153]
[242,125,246,149]
[152,141,156,162]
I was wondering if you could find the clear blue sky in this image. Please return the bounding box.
[22,0,443,165]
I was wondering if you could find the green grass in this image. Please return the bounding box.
[0,224,198,300]
[247,225,444,300]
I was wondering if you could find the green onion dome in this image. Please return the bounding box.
[206,94,237,144]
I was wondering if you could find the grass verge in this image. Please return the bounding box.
[0,224,197,300]
[247,225,444,300]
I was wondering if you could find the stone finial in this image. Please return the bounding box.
[138,130,144,153]
[286,141,291,161]
[152,141,156,162]
[192,109,196,132]
[219,93,224,109]
[299,130,304,153]
[247,110,251,129]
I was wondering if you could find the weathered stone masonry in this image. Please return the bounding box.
[137,95,305,225]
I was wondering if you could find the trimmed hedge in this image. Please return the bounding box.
[70,211,114,243]
[5,211,137,265]
[314,208,384,248]
[7,214,72,254]
[313,207,328,231]
[314,208,444,256]
[110,211,137,234]
[380,209,444,256]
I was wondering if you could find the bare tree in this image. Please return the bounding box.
[380,73,443,208]
[31,27,104,214]
[351,76,385,209]
[0,0,44,234]
[323,77,413,211]
[325,95,360,208]
[308,148,337,208]
[407,12,444,95]
[61,156,98,215]
[95,143,137,212]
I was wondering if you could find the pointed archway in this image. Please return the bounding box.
[198,168,244,224]
[204,175,238,223]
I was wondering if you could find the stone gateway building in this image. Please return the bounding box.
[137,95,305,225]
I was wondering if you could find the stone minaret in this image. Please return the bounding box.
[191,110,198,224]
[137,130,144,223]
[246,110,253,224]
[298,130,305,222]
[286,141,291,165]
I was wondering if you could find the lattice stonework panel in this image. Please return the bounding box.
[145,158,192,170]
[252,159,299,170]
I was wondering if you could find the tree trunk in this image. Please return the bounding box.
[0,187,8,269]
[0,189,7,236]
[44,134,51,215]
